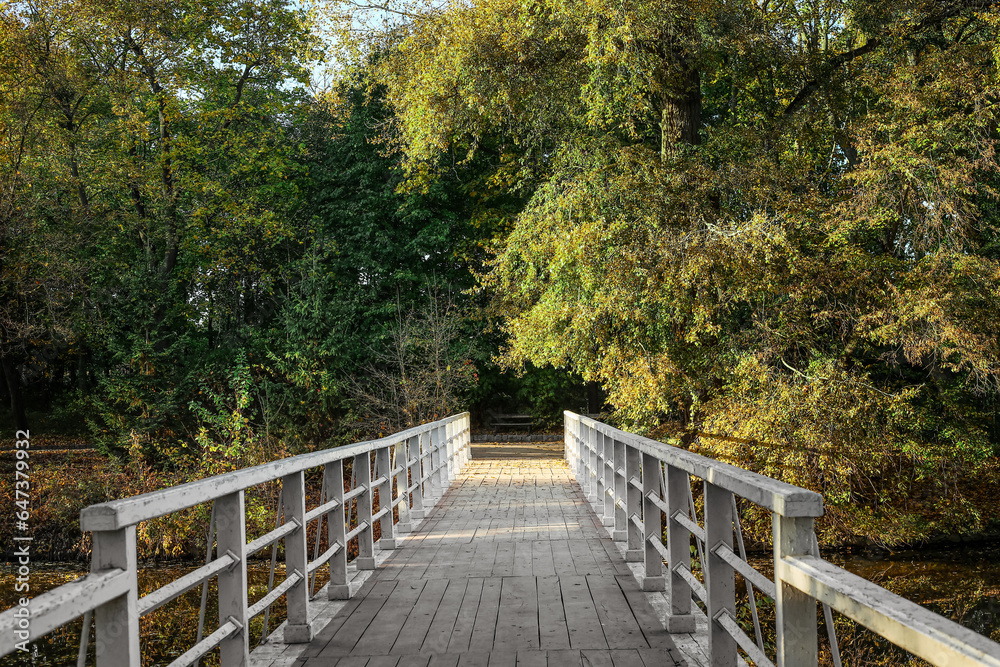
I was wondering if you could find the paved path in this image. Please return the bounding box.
[287,446,686,667]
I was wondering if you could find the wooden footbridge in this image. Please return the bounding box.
[3,412,1000,667]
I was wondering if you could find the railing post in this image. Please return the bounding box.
[641,453,665,591]
[588,424,600,504]
[602,431,616,527]
[92,526,140,667]
[216,491,250,666]
[665,465,696,632]
[774,514,818,666]
[409,434,425,520]
[355,453,376,570]
[430,426,443,502]
[446,420,456,482]
[461,414,471,469]
[395,440,412,533]
[613,438,627,541]
[281,470,313,642]
[705,481,736,666]
[375,445,396,549]
[327,459,352,599]
[624,444,643,562]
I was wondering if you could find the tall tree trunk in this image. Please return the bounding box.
[2,356,29,432]
[660,65,702,160]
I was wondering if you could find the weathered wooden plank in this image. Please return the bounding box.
[536,576,570,650]
[514,651,548,667]
[546,650,583,667]
[396,655,431,667]
[613,575,677,650]
[494,576,540,650]
[586,575,648,649]
[579,650,614,667]
[317,580,399,657]
[470,577,504,651]
[427,655,461,667]
[351,580,428,655]
[448,577,486,653]
[636,647,686,667]
[493,542,517,577]
[458,651,492,667]
[559,576,608,650]
[391,578,450,654]
[366,656,401,667]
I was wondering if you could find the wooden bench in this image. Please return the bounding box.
[486,411,535,432]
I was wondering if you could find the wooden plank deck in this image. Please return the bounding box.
[251,443,704,667]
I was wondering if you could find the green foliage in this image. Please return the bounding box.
[364,0,1000,544]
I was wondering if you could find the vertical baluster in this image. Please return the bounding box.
[775,514,818,666]
[466,414,472,464]
[578,419,587,485]
[92,527,140,667]
[395,440,412,533]
[430,426,443,502]
[282,471,313,642]
[602,431,615,527]
[356,453,376,570]
[327,460,351,599]
[624,444,643,562]
[641,454,665,591]
[665,464,695,632]
[588,424,600,504]
[705,482,736,666]
[613,438,627,541]
[375,446,395,549]
[216,491,249,666]
[409,434,425,520]
[446,420,456,482]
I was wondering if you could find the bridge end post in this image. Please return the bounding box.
[92,526,140,667]
[774,514,818,667]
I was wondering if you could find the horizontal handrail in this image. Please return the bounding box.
[0,568,129,654]
[568,412,822,517]
[81,413,469,531]
[780,555,1000,667]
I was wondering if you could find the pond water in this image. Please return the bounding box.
[1,545,998,666]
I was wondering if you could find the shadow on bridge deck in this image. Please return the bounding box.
[250,444,701,667]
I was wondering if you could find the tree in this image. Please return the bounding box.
[352,0,1000,543]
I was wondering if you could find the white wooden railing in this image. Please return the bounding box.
[0,413,470,667]
[563,411,1000,667]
